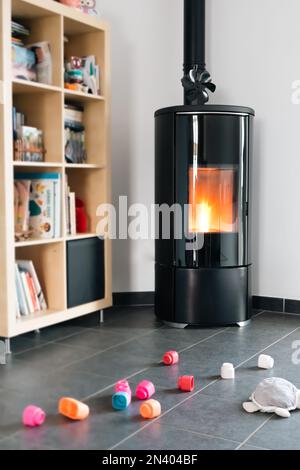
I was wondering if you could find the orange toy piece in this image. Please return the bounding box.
[59,397,90,421]
[140,399,161,419]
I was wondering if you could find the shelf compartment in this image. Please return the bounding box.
[66,167,108,234]
[64,98,106,167]
[16,241,66,313]
[64,22,105,97]
[12,3,63,87]
[13,90,63,164]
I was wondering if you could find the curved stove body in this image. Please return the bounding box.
[155,105,254,326]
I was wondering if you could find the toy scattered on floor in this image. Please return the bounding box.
[258,354,274,370]
[59,397,90,421]
[163,350,179,366]
[115,379,132,399]
[23,405,46,427]
[221,363,235,380]
[178,376,195,392]
[112,392,131,411]
[140,399,161,419]
[243,377,300,418]
[136,380,156,400]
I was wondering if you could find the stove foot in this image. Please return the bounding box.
[164,321,188,329]
[237,320,252,328]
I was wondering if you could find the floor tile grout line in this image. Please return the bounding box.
[235,326,300,369]
[80,329,227,402]
[109,379,221,450]
[234,416,274,450]
[150,422,244,446]
[109,323,300,450]
[11,326,165,376]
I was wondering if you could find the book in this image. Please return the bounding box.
[12,43,36,81]
[27,42,52,85]
[15,264,29,316]
[65,176,71,236]
[20,270,35,314]
[15,173,61,239]
[69,192,76,235]
[14,180,31,235]
[26,272,40,312]
[17,260,47,311]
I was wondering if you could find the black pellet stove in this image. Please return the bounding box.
[155,0,254,327]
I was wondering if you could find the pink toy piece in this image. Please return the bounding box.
[136,380,156,400]
[163,351,179,366]
[115,380,132,401]
[23,405,46,427]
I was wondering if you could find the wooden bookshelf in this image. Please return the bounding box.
[0,0,112,339]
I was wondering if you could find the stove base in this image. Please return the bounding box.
[156,265,252,327]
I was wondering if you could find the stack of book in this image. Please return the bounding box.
[12,20,36,81]
[65,174,77,236]
[14,173,61,242]
[11,20,53,84]
[65,103,86,164]
[13,107,45,162]
[15,260,47,318]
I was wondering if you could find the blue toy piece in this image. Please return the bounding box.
[112,392,131,411]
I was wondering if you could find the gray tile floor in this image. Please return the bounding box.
[0,307,300,450]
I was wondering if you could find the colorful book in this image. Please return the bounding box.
[14,180,31,235]
[20,270,35,314]
[15,173,61,239]
[69,192,76,235]
[15,264,29,316]
[17,260,47,311]
[26,272,39,312]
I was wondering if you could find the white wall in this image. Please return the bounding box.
[207,0,300,300]
[97,0,300,300]
[96,0,182,293]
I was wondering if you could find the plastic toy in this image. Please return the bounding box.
[243,377,300,418]
[59,397,90,421]
[23,405,46,427]
[178,376,195,392]
[136,380,156,400]
[258,354,274,370]
[112,392,131,411]
[221,363,235,380]
[163,351,179,366]
[115,379,132,399]
[140,399,161,419]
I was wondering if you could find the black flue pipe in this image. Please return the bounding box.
[183,0,206,74]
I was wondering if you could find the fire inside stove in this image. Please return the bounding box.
[189,166,238,233]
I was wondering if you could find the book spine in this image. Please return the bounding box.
[26,272,38,312]
[53,178,61,238]
[69,192,76,236]
[21,271,34,314]
[15,264,29,316]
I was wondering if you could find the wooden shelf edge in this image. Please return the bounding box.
[15,238,64,248]
[64,89,105,103]
[13,79,62,94]
[14,298,113,336]
[13,161,63,168]
[65,163,106,169]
